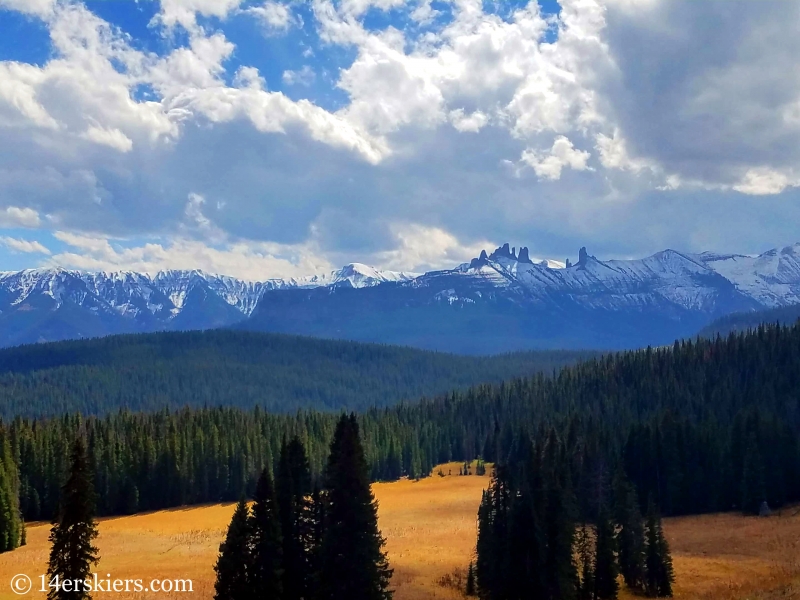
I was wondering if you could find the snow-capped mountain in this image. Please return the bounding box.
[0,264,415,347]
[1,243,799,351]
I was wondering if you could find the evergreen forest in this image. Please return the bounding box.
[0,329,593,418]
[0,322,796,531]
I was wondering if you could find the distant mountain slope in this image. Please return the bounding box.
[2,242,799,352]
[0,329,594,419]
[0,264,415,347]
[698,304,800,337]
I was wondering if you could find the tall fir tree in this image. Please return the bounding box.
[276,438,313,600]
[249,468,283,599]
[214,498,251,600]
[593,509,619,600]
[614,474,646,593]
[465,562,476,597]
[644,501,674,598]
[740,432,766,515]
[47,437,99,600]
[318,414,393,600]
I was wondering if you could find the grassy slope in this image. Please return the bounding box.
[0,330,595,418]
[3,465,799,600]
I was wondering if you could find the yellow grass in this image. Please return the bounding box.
[2,464,799,600]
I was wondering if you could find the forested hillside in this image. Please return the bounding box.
[4,323,799,523]
[698,304,800,337]
[0,330,593,418]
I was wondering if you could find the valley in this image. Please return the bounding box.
[3,466,798,600]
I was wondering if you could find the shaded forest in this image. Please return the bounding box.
[1,323,798,525]
[0,329,594,418]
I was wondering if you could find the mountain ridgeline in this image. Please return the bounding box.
[699,304,800,337]
[0,329,593,419]
[5,322,800,523]
[2,241,799,352]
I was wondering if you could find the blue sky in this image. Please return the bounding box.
[1,0,799,279]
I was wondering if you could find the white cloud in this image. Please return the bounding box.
[0,206,42,228]
[373,223,493,272]
[733,168,798,196]
[282,66,316,87]
[449,109,488,133]
[246,1,297,34]
[155,0,245,32]
[520,136,591,180]
[80,126,134,153]
[0,236,50,255]
[0,0,55,17]
[595,129,654,173]
[49,231,332,280]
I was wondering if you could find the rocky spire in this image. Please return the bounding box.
[518,247,532,264]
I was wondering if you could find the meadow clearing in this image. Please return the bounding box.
[2,462,799,600]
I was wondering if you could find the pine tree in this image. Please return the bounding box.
[277,438,313,600]
[318,414,393,600]
[47,437,99,600]
[0,438,22,552]
[644,501,674,598]
[465,562,476,596]
[614,474,646,593]
[740,432,766,515]
[214,498,251,600]
[249,468,283,599]
[593,509,619,600]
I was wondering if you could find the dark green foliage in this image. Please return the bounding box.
[276,438,314,600]
[593,509,618,600]
[214,499,252,600]
[466,562,476,596]
[47,438,99,600]
[0,329,593,418]
[614,474,646,593]
[740,433,766,515]
[3,322,800,531]
[644,501,674,598]
[0,437,22,552]
[249,469,283,599]
[318,415,392,600]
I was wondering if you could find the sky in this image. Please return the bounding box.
[0,0,799,280]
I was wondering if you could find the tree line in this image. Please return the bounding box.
[43,417,392,600]
[474,430,674,599]
[0,323,798,536]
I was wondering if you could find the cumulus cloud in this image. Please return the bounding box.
[520,136,591,180]
[48,231,332,280]
[1,0,799,277]
[282,66,316,87]
[0,236,51,255]
[246,1,297,34]
[0,206,42,228]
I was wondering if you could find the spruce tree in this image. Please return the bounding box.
[644,501,674,598]
[593,509,619,600]
[614,474,646,593]
[277,438,313,600]
[214,498,251,600]
[250,468,283,599]
[0,438,22,552]
[318,414,392,600]
[47,437,99,600]
[740,433,766,515]
[465,562,476,596]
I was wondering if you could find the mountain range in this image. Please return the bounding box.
[1,242,799,352]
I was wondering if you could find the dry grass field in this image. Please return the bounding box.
[2,462,799,600]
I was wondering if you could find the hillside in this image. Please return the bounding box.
[0,329,593,419]
[698,304,800,337]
